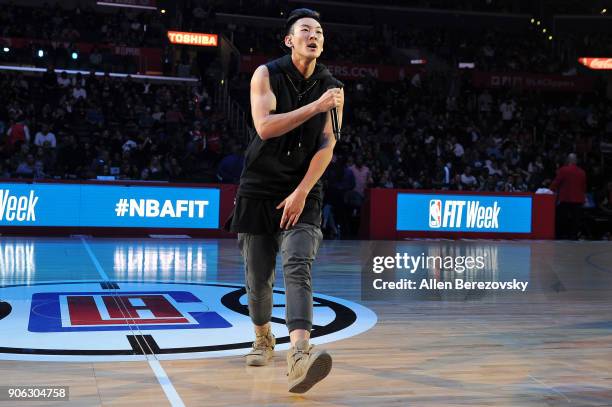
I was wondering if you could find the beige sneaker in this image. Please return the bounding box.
[245,330,275,366]
[287,339,332,393]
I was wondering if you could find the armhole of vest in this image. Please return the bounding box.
[265,61,280,78]
[265,61,280,91]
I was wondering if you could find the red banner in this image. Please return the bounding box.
[240,55,419,82]
[472,72,595,92]
[579,57,612,70]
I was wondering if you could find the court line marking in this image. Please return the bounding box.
[80,237,186,407]
[528,374,571,403]
[80,237,110,281]
[585,250,612,274]
[149,359,186,407]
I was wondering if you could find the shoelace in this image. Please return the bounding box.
[288,347,310,374]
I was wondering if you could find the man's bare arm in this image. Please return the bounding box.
[295,106,342,195]
[250,65,342,140]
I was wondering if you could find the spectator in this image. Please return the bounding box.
[89,47,103,69]
[34,124,57,148]
[500,98,515,122]
[348,155,371,201]
[216,142,244,184]
[585,181,612,239]
[550,153,587,239]
[15,154,35,177]
[6,116,30,150]
[72,82,87,99]
[323,155,355,238]
[478,89,493,116]
[460,166,478,189]
[57,71,71,88]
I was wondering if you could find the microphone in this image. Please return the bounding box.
[327,80,343,141]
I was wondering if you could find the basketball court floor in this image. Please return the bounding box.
[0,236,611,406]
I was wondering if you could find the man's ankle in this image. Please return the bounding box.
[289,328,310,346]
[254,323,271,337]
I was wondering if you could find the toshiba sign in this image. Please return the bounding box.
[579,58,612,70]
[167,31,218,47]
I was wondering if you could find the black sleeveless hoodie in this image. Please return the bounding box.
[237,54,338,201]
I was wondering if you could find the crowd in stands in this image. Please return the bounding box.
[0,70,235,183]
[307,0,608,15]
[2,2,610,78]
[320,69,611,238]
[221,20,612,76]
[0,3,167,74]
[0,3,164,47]
[183,0,605,20]
[178,0,612,74]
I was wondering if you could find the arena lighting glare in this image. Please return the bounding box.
[2,47,8,52]
[536,20,541,25]
[458,62,475,69]
[548,35,553,41]
[530,18,535,23]
[37,49,44,57]
[542,28,547,33]
[410,59,427,65]
[0,65,198,82]
[602,8,607,14]
[579,57,612,70]
[71,52,78,60]
[167,31,218,46]
[161,9,166,14]
[96,1,157,10]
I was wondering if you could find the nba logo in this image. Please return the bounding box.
[429,200,442,228]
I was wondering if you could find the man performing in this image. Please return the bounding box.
[227,8,344,393]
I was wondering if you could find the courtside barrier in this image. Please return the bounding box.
[0,181,555,239]
[0,180,237,237]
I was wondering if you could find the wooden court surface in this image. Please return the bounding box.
[0,237,611,406]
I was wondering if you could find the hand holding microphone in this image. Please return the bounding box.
[317,80,344,141]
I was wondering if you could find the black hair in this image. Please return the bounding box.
[285,8,321,35]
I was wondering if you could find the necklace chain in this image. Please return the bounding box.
[285,74,318,101]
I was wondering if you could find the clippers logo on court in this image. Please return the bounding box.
[0,282,376,362]
[29,291,231,332]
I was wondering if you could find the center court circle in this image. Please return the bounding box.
[0,281,377,362]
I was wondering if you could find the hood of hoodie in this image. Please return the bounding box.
[276,54,332,84]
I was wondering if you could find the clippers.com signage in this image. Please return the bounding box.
[239,55,420,82]
[167,31,218,47]
[579,58,612,70]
